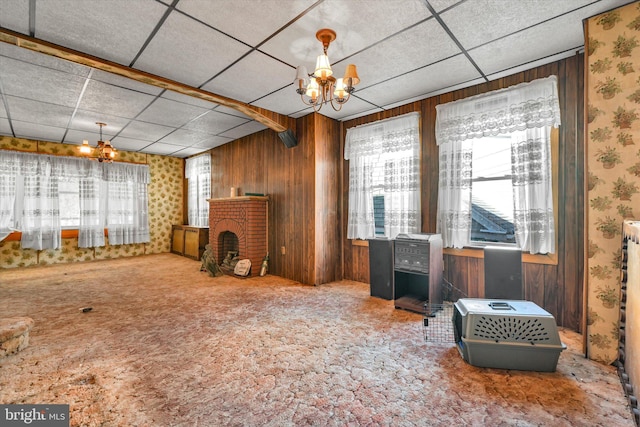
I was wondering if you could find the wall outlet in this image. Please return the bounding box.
[280,246,286,255]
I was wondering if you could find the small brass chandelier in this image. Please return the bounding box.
[294,29,360,112]
[78,122,117,162]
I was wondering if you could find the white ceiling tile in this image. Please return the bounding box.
[0,118,12,135]
[70,111,129,135]
[0,98,7,118]
[110,136,154,152]
[250,86,308,116]
[1,57,87,107]
[428,0,463,13]
[140,142,186,155]
[77,79,156,118]
[314,96,382,121]
[201,51,295,104]
[0,0,29,34]
[355,54,482,108]
[6,96,75,128]
[344,18,461,89]
[177,0,315,46]
[134,11,251,87]
[212,105,252,119]
[441,0,595,49]
[159,129,211,146]
[192,136,234,149]
[260,0,432,67]
[118,121,174,142]
[183,110,249,135]
[219,121,268,139]
[90,70,164,96]
[0,42,91,77]
[35,0,169,65]
[468,6,597,76]
[161,90,220,110]
[63,128,112,146]
[137,97,210,128]
[12,121,66,142]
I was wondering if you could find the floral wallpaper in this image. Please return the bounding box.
[586,1,640,364]
[0,136,184,269]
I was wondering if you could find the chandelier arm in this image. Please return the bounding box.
[329,96,345,112]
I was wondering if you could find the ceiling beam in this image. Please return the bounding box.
[0,27,289,133]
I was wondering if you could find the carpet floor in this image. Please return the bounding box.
[0,253,634,426]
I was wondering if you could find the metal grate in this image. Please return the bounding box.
[473,316,551,343]
[422,280,467,343]
[423,302,455,343]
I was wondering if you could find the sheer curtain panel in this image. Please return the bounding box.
[78,178,106,248]
[344,112,421,240]
[435,76,561,253]
[103,162,150,245]
[185,153,211,227]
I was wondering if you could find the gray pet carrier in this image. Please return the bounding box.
[453,298,566,372]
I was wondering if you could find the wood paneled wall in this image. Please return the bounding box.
[209,113,341,286]
[341,54,585,331]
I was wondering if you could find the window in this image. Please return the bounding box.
[470,136,515,245]
[58,178,80,228]
[0,150,150,250]
[185,154,211,227]
[372,195,385,236]
[345,112,421,240]
[435,76,560,255]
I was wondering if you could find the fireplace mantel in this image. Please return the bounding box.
[208,195,269,203]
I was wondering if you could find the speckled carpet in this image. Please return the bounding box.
[0,254,634,426]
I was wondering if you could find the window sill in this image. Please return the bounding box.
[2,229,109,242]
[352,240,557,266]
[443,247,558,266]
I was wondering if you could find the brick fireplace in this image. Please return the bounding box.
[208,196,268,277]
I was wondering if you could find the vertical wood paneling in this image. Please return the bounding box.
[342,54,585,330]
[524,263,546,308]
[314,114,341,285]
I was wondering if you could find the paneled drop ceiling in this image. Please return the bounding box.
[0,0,632,158]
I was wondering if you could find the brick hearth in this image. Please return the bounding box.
[208,196,268,277]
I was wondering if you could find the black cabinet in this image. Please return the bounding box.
[368,238,394,300]
[393,233,443,313]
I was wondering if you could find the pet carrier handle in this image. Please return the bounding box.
[488,302,514,310]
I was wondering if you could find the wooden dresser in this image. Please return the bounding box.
[171,225,209,260]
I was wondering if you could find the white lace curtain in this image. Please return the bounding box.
[0,150,150,249]
[435,75,561,254]
[185,153,211,227]
[344,112,421,239]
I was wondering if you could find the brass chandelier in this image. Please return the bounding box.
[78,122,117,162]
[294,29,360,112]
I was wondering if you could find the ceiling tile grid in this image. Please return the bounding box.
[0,0,634,157]
[201,50,296,104]
[132,11,251,88]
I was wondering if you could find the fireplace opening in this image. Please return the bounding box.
[219,231,240,272]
